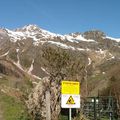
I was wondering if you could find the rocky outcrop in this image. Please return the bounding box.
[26,77,61,120]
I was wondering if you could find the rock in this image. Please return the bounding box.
[26,77,61,120]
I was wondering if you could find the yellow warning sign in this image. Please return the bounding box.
[61,81,80,94]
[66,96,75,104]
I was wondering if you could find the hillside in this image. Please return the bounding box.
[0,25,120,119]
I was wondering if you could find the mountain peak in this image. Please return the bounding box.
[16,24,40,32]
[83,30,106,40]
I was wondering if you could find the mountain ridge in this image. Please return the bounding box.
[0,25,120,78]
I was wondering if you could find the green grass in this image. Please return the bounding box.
[59,114,68,120]
[0,75,33,96]
[0,92,31,120]
[0,74,33,120]
[0,76,9,86]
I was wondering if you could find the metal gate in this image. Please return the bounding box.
[82,96,119,120]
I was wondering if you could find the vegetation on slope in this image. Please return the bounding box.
[0,92,31,120]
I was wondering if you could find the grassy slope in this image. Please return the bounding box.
[0,92,30,120]
[0,74,33,120]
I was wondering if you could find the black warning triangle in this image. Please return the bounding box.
[66,96,75,104]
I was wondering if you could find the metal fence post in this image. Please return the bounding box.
[46,90,51,120]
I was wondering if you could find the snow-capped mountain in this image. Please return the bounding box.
[1,24,119,51]
[0,25,120,119]
[5,24,97,46]
[0,24,120,85]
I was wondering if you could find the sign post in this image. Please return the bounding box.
[69,108,71,120]
[61,81,80,120]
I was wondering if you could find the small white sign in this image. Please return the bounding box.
[61,94,80,108]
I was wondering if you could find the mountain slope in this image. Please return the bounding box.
[0,24,120,96]
[0,25,120,119]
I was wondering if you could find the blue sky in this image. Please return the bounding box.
[0,0,120,37]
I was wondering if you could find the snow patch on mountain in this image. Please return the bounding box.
[88,57,92,65]
[105,36,120,42]
[74,35,95,42]
[107,56,115,60]
[47,41,91,51]
[41,67,49,75]
[39,41,47,45]
[16,48,20,68]
[7,29,25,42]
[28,59,34,74]
[0,51,9,57]
[48,41,76,50]
[65,34,96,43]
[16,48,19,53]
[64,35,79,43]
[77,48,90,51]
[32,75,41,80]
[13,62,24,72]
[77,48,86,51]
